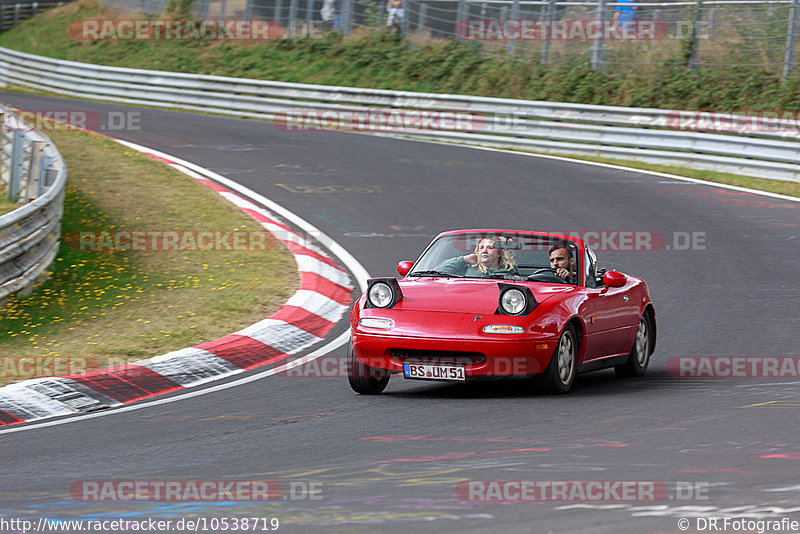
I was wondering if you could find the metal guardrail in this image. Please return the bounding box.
[0,2,69,31]
[0,105,67,303]
[0,45,797,182]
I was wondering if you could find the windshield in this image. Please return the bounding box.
[409,232,581,283]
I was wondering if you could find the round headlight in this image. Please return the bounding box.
[501,288,526,315]
[368,282,394,308]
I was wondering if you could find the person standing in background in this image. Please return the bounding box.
[387,0,404,32]
[612,0,637,31]
[321,0,340,30]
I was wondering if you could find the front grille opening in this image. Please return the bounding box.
[389,349,487,367]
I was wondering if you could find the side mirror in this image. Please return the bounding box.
[397,260,413,277]
[602,270,627,288]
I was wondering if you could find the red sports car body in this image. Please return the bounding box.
[348,230,656,394]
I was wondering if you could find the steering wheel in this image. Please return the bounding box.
[527,268,566,283]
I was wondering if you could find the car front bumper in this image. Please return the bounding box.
[352,331,559,377]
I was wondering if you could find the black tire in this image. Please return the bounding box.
[537,324,578,394]
[347,341,390,395]
[615,313,652,377]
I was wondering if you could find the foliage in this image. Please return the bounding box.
[166,0,193,19]
[2,1,799,111]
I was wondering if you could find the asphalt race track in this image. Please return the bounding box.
[1,93,799,534]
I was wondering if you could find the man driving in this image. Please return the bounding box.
[549,242,576,284]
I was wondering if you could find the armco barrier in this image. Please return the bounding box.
[0,105,66,303]
[0,46,798,182]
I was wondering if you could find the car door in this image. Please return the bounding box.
[581,248,638,360]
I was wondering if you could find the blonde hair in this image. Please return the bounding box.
[474,237,517,274]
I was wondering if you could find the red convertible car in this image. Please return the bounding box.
[348,230,656,394]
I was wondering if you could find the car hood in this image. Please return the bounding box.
[393,278,571,314]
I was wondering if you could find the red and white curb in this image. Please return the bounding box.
[0,141,368,427]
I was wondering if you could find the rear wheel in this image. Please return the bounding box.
[615,313,651,377]
[537,324,577,394]
[347,341,390,394]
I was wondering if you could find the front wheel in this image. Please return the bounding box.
[537,324,577,394]
[347,341,390,394]
[615,313,651,377]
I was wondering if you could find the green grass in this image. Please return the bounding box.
[0,127,297,386]
[0,191,18,215]
[2,0,800,111]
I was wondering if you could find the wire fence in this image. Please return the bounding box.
[98,0,800,77]
[0,1,70,30]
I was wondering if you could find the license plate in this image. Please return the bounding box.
[403,363,466,381]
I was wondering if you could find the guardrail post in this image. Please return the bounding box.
[13,3,20,27]
[7,129,24,202]
[289,0,298,35]
[31,2,37,17]
[688,0,704,69]
[784,0,800,80]
[341,0,352,35]
[417,2,427,34]
[306,0,313,36]
[0,6,5,31]
[542,0,556,64]
[506,0,519,54]
[0,117,7,186]
[457,0,468,36]
[37,155,53,196]
[708,6,717,34]
[402,0,411,34]
[25,141,44,203]
[590,0,606,69]
[377,1,385,28]
[17,137,32,201]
